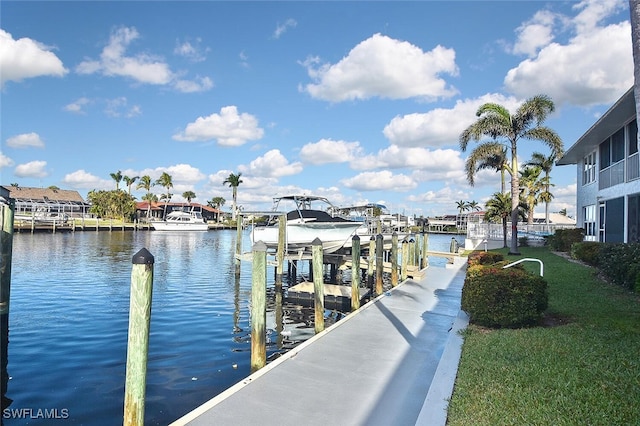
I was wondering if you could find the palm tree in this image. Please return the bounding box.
[630,0,640,125]
[484,192,512,248]
[123,175,139,196]
[525,151,560,224]
[223,172,243,220]
[519,166,546,225]
[455,200,470,215]
[468,200,481,212]
[485,192,528,248]
[136,175,155,220]
[465,145,508,194]
[460,95,563,255]
[110,170,123,191]
[155,172,173,219]
[208,197,226,223]
[182,191,196,204]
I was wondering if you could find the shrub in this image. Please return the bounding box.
[462,266,548,328]
[547,228,584,252]
[570,241,602,266]
[598,243,640,290]
[467,251,504,267]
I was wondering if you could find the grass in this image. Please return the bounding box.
[446,246,640,425]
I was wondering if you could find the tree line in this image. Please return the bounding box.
[87,170,244,222]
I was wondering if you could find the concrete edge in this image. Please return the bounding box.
[170,272,430,425]
[415,309,469,426]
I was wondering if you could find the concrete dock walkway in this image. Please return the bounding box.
[171,260,468,426]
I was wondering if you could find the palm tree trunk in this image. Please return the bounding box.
[502,217,508,248]
[631,0,640,127]
[509,147,520,255]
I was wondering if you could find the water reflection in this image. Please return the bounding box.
[1,313,11,424]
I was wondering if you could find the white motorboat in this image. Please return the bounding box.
[151,207,208,231]
[250,195,362,253]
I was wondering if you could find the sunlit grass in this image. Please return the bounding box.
[447,247,640,425]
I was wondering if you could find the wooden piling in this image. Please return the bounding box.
[1,195,15,316]
[367,237,375,290]
[311,238,324,333]
[276,215,286,278]
[391,232,398,287]
[421,232,429,269]
[375,234,383,295]
[250,241,267,372]
[236,215,243,261]
[401,239,409,282]
[124,248,155,426]
[351,235,361,311]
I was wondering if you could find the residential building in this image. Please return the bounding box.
[557,87,640,243]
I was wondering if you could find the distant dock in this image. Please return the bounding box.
[12,219,234,233]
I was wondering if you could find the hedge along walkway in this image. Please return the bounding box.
[446,247,640,425]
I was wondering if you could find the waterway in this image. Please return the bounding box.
[1,230,461,425]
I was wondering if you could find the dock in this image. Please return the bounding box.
[171,260,468,426]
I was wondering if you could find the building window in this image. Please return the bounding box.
[583,204,597,241]
[582,151,596,185]
[629,194,640,243]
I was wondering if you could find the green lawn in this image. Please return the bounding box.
[446,247,640,425]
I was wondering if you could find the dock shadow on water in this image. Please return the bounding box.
[3,231,457,424]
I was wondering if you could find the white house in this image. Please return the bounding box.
[557,87,640,243]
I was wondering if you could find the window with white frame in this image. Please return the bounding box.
[584,204,597,241]
[582,151,596,185]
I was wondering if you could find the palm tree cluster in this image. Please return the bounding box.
[105,169,242,222]
[460,95,563,254]
[455,200,481,215]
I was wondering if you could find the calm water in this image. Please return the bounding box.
[2,230,460,425]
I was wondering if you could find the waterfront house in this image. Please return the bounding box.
[557,87,640,243]
[1,185,90,220]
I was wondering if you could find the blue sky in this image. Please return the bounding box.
[0,0,634,218]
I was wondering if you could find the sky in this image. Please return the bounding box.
[0,0,635,218]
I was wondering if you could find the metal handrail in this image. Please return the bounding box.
[502,258,544,277]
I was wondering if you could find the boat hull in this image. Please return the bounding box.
[151,222,209,231]
[251,221,361,253]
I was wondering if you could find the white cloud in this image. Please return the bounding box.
[15,160,48,178]
[173,106,264,146]
[383,93,521,148]
[64,97,92,114]
[406,186,472,213]
[0,29,68,87]
[76,26,212,93]
[341,170,416,192]
[0,152,14,168]
[62,169,112,190]
[239,149,303,178]
[299,139,363,165]
[273,18,297,39]
[173,76,214,93]
[511,10,557,57]
[504,1,632,106]
[6,132,45,148]
[77,26,173,84]
[301,33,458,102]
[104,97,142,118]
[174,38,209,62]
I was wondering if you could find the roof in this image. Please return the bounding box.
[557,87,636,165]
[2,186,86,204]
